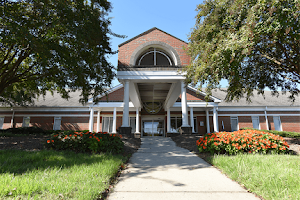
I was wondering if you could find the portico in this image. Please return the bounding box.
[87,27,221,137]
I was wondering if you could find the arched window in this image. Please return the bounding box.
[135,48,173,66]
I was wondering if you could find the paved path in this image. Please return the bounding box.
[108,137,260,200]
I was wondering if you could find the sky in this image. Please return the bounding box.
[106,0,199,87]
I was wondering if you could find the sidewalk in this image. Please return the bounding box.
[108,137,260,200]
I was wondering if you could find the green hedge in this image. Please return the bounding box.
[240,128,300,138]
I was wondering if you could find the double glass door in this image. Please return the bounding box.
[142,120,164,136]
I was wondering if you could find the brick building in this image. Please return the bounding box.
[1,28,299,136]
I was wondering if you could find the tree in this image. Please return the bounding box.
[0,0,123,106]
[185,0,300,102]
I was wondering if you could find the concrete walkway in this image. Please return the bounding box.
[108,137,260,200]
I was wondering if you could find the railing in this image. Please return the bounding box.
[118,65,184,71]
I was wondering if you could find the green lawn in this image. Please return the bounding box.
[0,150,124,200]
[207,154,300,200]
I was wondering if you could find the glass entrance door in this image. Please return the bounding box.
[142,120,164,136]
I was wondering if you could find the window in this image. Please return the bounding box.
[230,117,239,132]
[170,117,182,133]
[273,116,282,131]
[22,117,30,127]
[136,48,173,66]
[0,117,4,129]
[53,117,61,130]
[252,116,260,129]
[130,117,136,133]
[102,117,113,133]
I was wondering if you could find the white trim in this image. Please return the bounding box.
[117,71,186,80]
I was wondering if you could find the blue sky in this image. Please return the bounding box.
[107,0,228,88]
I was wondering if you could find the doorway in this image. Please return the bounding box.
[142,119,165,137]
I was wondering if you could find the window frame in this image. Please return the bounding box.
[136,48,173,66]
[273,116,282,131]
[130,117,136,133]
[0,117,4,129]
[53,117,62,130]
[251,116,260,130]
[230,116,239,132]
[102,117,113,133]
[22,117,30,128]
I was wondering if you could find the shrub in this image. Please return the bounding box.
[196,129,290,155]
[45,131,124,154]
[240,127,300,138]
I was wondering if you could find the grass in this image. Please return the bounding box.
[0,150,125,200]
[206,153,300,200]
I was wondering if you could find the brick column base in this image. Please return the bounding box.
[118,127,132,136]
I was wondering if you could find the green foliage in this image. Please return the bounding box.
[0,0,124,106]
[186,0,300,102]
[45,131,124,154]
[197,130,290,155]
[240,127,300,138]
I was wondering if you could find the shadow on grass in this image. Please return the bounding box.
[0,149,123,174]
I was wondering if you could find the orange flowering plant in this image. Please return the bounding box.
[45,130,124,154]
[196,129,290,155]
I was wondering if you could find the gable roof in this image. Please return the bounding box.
[118,27,188,47]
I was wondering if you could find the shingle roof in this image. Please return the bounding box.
[211,89,300,107]
[32,91,87,107]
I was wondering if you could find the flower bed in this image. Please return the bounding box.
[196,130,290,155]
[45,131,124,154]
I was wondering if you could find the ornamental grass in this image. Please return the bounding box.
[45,131,124,154]
[196,129,290,155]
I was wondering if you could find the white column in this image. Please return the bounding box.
[135,107,140,133]
[167,108,171,132]
[190,107,194,132]
[89,107,94,132]
[213,107,219,132]
[181,80,189,127]
[206,109,210,133]
[265,107,269,130]
[97,110,101,132]
[112,107,117,133]
[122,80,130,127]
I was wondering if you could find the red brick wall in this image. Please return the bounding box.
[99,88,124,102]
[177,88,208,102]
[238,116,253,129]
[30,117,54,130]
[118,29,190,66]
[281,116,300,132]
[61,117,89,131]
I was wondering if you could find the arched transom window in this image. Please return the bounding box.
[135,48,174,66]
